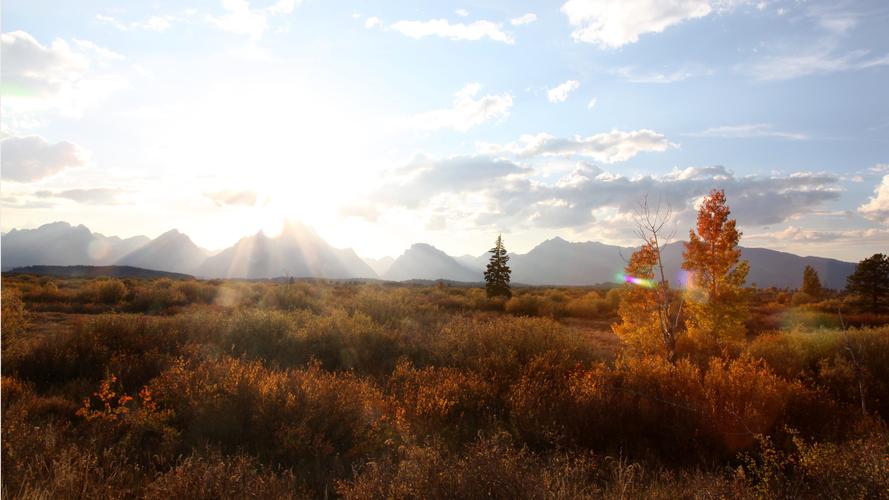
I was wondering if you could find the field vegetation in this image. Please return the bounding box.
[3,192,889,499]
[2,272,888,499]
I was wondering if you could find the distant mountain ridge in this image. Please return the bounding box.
[7,265,192,279]
[1,221,858,288]
[383,243,478,282]
[117,229,209,275]
[197,221,377,279]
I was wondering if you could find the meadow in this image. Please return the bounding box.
[2,274,888,499]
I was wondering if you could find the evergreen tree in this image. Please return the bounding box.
[484,234,512,298]
[801,265,823,298]
[846,253,889,313]
[682,189,749,347]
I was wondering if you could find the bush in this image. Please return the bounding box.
[96,279,127,304]
[145,452,306,499]
[149,357,394,493]
[2,287,30,340]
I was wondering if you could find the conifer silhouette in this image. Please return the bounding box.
[485,234,512,298]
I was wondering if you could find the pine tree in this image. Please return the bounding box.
[801,265,823,298]
[846,253,889,313]
[682,189,749,347]
[484,234,512,298]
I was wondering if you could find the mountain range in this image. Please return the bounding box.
[0,221,858,289]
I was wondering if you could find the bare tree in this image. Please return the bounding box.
[631,195,684,360]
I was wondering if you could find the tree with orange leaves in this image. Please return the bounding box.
[613,243,664,355]
[682,189,749,348]
[614,196,684,359]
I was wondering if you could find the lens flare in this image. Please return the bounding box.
[615,273,656,289]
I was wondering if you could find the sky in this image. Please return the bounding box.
[1,0,888,261]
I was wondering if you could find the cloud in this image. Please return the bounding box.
[455,9,469,17]
[611,65,699,83]
[0,31,126,123]
[389,18,514,43]
[210,0,298,39]
[205,189,259,207]
[547,80,580,103]
[747,226,889,247]
[587,97,598,109]
[482,129,677,163]
[687,123,808,140]
[870,164,889,174]
[743,6,888,81]
[410,83,513,132]
[510,13,538,26]
[858,174,889,223]
[34,188,125,204]
[97,14,174,32]
[478,165,841,230]
[561,0,727,48]
[1,135,88,182]
[373,155,527,209]
[364,16,382,29]
[745,45,889,81]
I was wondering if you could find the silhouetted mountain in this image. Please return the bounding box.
[1,221,857,287]
[117,229,210,275]
[7,265,192,279]
[383,243,480,282]
[657,243,854,290]
[364,256,395,276]
[455,253,488,271]
[507,237,635,286]
[455,238,855,289]
[197,221,377,279]
[1,222,149,271]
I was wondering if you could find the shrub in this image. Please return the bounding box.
[96,279,127,304]
[149,357,394,493]
[1,287,30,340]
[389,360,497,443]
[175,280,218,305]
[505,293,547,316]
[145,452,307,499]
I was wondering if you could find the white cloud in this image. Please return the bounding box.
[1,136,89,182]
[372,155,527,209]
[510,13,538,26]
[611,65,698,83]
[205,189,259,207]
[210,0,298,39]
[484,129,677,163]
[364,16,383,29]
[410,83,513,132]
[97,14,174,32]
[389,18,514,43]
[547,79,580,103]
[745,45,889,81]
[751,226,889,244]
[870,164,889,174]
[0,31,126,124]
[456,9,469,17]
[370,158,841,231]
[587,97,598,109]
[688,123,807,140]
[859,174,889,223]
[561,0,722,48]
[34,188,125,205]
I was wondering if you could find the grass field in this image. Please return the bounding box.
[2,275,888,498]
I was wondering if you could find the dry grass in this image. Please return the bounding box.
[2,275,888,498]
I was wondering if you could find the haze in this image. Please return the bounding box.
[2,0,888,261]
